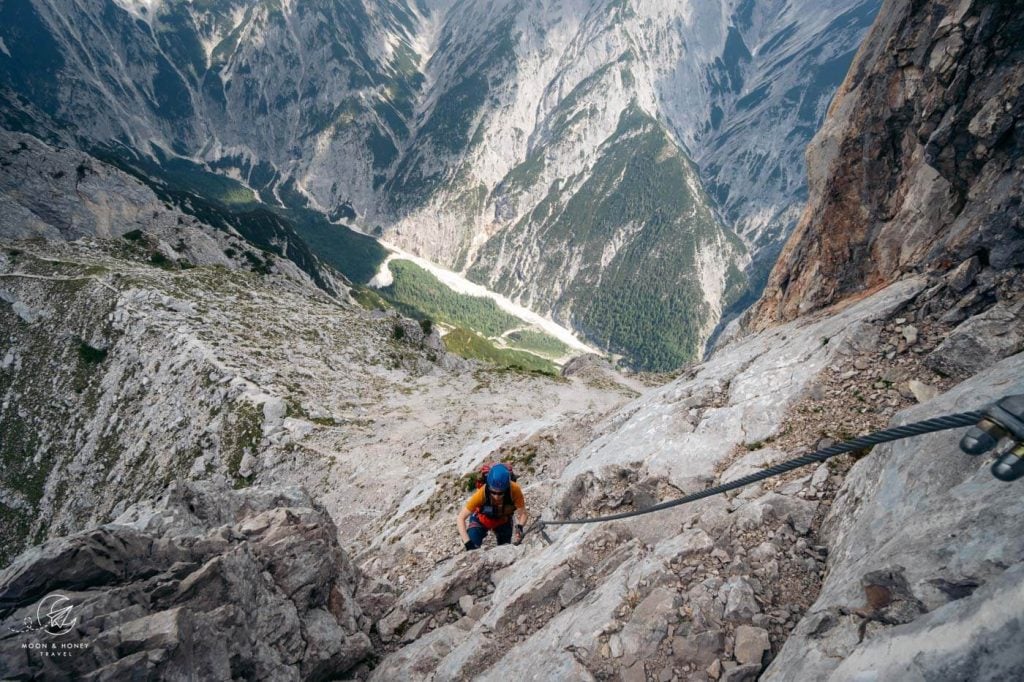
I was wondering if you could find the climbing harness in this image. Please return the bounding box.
[530,395,1024,543]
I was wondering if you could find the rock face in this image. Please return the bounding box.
[764,352,1024,680]
[0,482,371,680]
[752,0,1024,327]
[362,276,936,680]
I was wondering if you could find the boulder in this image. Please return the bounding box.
[368,624,473,681]
[720,577,760,623]
[397,545,518,616]
[731,493,817,534]
[671,629,725,668]
[925,300,1024,379]
[654,528,715,563]
[733,625,770,665]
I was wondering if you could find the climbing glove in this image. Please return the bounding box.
[512,524,524,545]
[464,540,476,551]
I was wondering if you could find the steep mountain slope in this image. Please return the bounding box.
[393,0,880,305]
[380,0,879,366]
[0,0,878,368]
[0,0,426,215]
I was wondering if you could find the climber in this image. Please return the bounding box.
[457,463,527,550]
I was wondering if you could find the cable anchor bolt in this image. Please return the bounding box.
[960,394,1024,481]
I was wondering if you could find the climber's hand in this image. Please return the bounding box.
[464,540,477,551]
[512,524,524,546]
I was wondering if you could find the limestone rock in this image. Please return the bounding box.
[732,493,817,535]
[733,625,770,665]
[925,300,1024,379]
[947,256,982,292]
[720,577,760,623]
[721,449,785,484]
[750,0,1024,328]
[0,482,370,680]
[557,577,587,608]
[368,624,472,681]
[765,353,1024,679]
[618,587,678,657]
[396,545,518,616]
[654,528,715,563]
[378,607,410,643]
[672,629,724,668]
[723,663,763,682]
[906,380,939,403]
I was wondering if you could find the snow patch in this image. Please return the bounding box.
[0,37,10,58]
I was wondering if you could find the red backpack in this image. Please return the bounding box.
[475,462,518,489]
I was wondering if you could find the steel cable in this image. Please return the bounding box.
[539,410,985,529]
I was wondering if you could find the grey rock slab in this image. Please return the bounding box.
[481,528,615,630]
[398,545,518,616]
[620,661,647,682]
[764,353,1024,680]
[721,448,786,483]
[559,278,926,493]
[368,624,472,682]
[925,300,1024,379]
[618,587,679,658]
[558,577,588,608]
[828,562,1024,681]
[431,630,493,680]
[473,546,661,680]
[723,663,762,682]
[671,629,725,668]
[777,474,812,496]
[401,617,430,643]
[731,492,817,534]
[653,528,715,563]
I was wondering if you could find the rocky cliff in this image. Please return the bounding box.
[751,0,1023,327]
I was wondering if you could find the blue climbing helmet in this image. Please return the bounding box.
[486,463,511,492]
